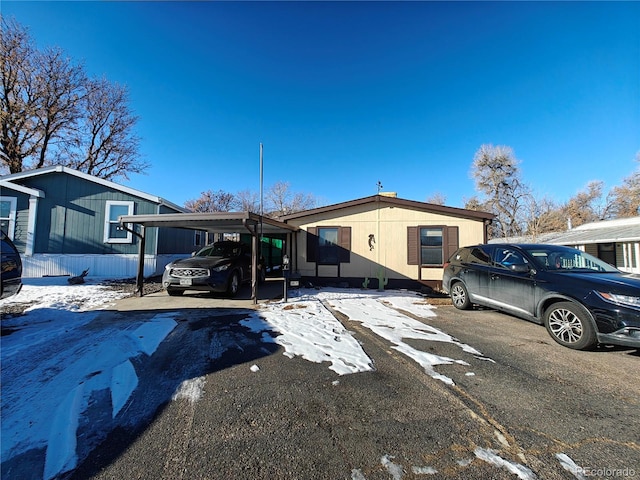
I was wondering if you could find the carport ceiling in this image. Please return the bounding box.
[119,211,299,235]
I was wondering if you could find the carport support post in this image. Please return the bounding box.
[252,230,258,304]
[136,225,146,296]
[118,221,146,297]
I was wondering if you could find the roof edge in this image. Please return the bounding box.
[279,195,495,222]
[0,179,45,198]
[1,166,186,211]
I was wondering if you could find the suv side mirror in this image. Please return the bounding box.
[510,263,531,274]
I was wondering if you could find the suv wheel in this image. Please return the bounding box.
[544,301,597,350]
[450,282,471,310]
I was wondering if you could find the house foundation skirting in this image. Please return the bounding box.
[300,276,440,293]
[22,254,162,279]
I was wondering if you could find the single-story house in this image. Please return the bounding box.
[279,193,494,290]
[0,166,199,278]
[489,217,640,274]
[116,193,494,295]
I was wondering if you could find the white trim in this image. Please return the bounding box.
[26,196,38,256]
[0,179,45,197]
[0,196,17,239]
[104,201,134,243]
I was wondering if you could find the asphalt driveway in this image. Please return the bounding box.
[79,294,639,479]
[2,283,638,480]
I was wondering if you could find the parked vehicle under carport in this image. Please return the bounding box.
[162,241,264,297]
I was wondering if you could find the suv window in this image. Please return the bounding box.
[469,247,491,265]
[493,247,527,270]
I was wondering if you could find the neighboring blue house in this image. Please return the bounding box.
[0,166,199,278]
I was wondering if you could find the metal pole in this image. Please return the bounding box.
[137,225,146,296]
[260,143,263,222]
[258,143,263,304]
[117,222,146,296]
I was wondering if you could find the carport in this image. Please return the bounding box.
[118,211,299,303]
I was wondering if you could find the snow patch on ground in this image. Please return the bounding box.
[1,280,177,480]
[249,298,374,375]
[555,453,587,480]
[474,447,537,480]
[311,288,488,384]
[172,377,206,403]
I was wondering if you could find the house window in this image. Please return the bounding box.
[318,227,339,264]
[306,226,351,264]
[420,227,444,265]
[104,201,134,243]
[408,225,458,267]
[0,197,17,239]
[318,227,338,265]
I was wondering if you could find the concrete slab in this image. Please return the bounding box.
[107,278,289,312]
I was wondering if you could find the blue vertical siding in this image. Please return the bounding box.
[4,170,195,259]
[17,172,157,254]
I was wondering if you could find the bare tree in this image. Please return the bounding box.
[1,17,145,180]
[562,180,605,228]
[184,189,235,213]
[463,195,484,211]
[234,189,261,213]
[265,181,317,217]
[60,77,146,181]
[426,192,446,205]
[34,47,86,169]
[1,17,40,173]
[470,144,530,238]
[605,153,640,219]
[524,196,566,238]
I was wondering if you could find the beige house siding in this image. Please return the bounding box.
[285,199,489,288]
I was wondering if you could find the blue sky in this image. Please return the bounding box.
[5,1,639,209]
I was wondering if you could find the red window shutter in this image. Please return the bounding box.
[307,227,318,262]
[407,226,419,265]
[338,226,351,263]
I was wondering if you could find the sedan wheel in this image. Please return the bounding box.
[450,282,471,310]
[227,271,240,297]
[544,301,597,350]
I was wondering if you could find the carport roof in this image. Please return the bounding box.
[119,211,299,235]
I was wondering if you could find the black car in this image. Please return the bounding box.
[442,243,640,350]
[1,230,22,300]
[162,241,263,297]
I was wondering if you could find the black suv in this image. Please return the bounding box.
[162,241,263,297]
[1,230,22,300]
[442,243,640,350]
